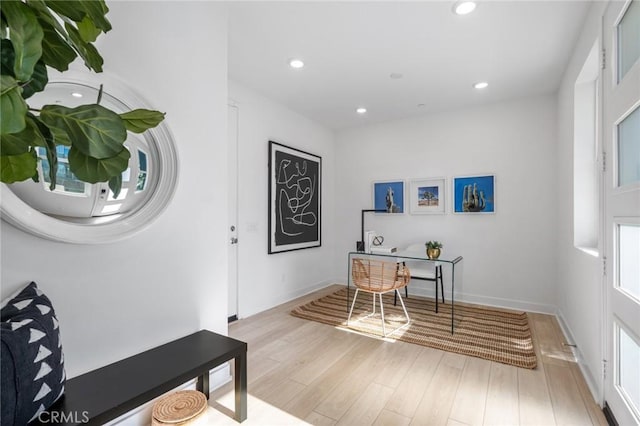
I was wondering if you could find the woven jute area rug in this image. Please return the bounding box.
[291,288,537,369]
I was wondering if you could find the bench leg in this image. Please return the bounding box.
[235,352,248,422]
[197,372,210,399]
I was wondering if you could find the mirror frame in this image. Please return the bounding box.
[0,71,179,244]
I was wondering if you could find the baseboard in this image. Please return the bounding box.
[456,291,556,315]
[239,279,335,319]
[556,310,603,406]
[333,279,556,314]
[276,279,335,306]
[104,364,231,425]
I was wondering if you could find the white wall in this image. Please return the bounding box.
[555,1,608,402]
[0,2,229,379]
[334,95,558,313]
[229,81,336,318]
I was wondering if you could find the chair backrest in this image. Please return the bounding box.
[405,243,424,253]
[352,259,410,293]
[402,243,436,274]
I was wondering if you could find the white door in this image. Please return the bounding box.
[228,103,239,321]
[603,1,640,424]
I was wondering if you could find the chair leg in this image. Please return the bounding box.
[347,288,360,325]
[396,289,410,322]
[372,292,376,314]
[379,293,386,337]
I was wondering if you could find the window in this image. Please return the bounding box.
[617,324,640,420]
[137,150,148,192]
[617,105,640,187]
[37,146,89,196]
[573,41,600,254]
[618,224,640,301]
[617,0,640,83]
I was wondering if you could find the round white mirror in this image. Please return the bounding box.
[0,72,179,244]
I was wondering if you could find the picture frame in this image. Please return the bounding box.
[409,178,446,215]
[268,141,322,254]
[372,180,405,213]
[453,174,495,214]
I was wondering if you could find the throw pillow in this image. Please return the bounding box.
[1,282,66,424]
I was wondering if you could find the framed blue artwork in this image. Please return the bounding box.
[453,174,495,214]
[373,180,405,213]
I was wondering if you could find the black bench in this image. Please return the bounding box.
[35,330,247,425]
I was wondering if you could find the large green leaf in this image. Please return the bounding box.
[77,16,101,43]
[0,75,27,135]
[29,113,58,188]
[0,39,16,77]
[65,23,103,73]
[38,18,77,72]
[24,115,47,147]
[108,174,122,199]
[68,146,130,183]
[43,1,86,23]
[1,13,7,38]
[21,59,48,99]
[27,0,76,71]
[0,133,30,155]
[40,104,127,159]
[1,117,44,155]
[27,0,67,36]
[1,0,43,82]
[120,109,166,133]
[78,0,111,33]
[0,150,37,183]
[50,126,72,146]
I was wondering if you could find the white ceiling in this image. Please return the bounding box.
[228,1,592,130]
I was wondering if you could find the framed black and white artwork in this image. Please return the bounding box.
[268,141,322,254]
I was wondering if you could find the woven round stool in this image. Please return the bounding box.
[152,390,208,425]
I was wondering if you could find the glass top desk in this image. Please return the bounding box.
[347,251,463,334]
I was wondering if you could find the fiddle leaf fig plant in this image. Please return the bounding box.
[0,0,165,198]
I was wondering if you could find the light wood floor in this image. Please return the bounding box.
[209,285,608,426]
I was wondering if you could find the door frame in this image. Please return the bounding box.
[601,0,640,424]
[228,101,240,322]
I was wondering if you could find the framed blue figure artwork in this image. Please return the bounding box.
[268,141,322,254]
[453,174,495,214]
[373,180,405,213]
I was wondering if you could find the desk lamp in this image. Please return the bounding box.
[356,209,386,251]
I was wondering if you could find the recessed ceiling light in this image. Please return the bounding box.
[453,1,476,15]
[473,81,489,89]
[71,92,83,98]
[390,73,403,79]
[356,107,367,114]
[289,59,304,69]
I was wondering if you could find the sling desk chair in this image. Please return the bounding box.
[348,258,411,337]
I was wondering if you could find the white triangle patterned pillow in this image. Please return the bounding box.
[1,282,65,425]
